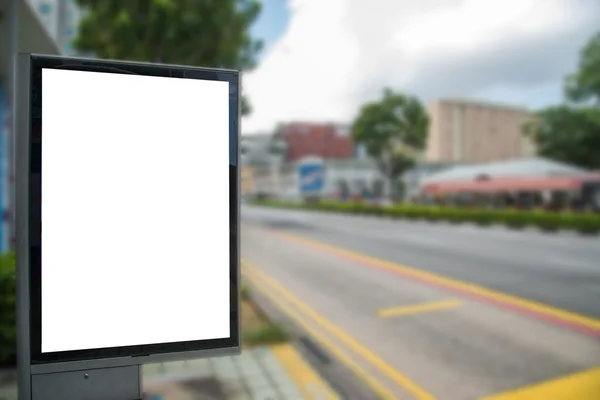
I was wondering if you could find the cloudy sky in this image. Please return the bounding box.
[244,0,600,135]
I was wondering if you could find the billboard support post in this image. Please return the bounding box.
[16,53,241,400]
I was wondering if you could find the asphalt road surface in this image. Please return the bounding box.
[240,205,600,400]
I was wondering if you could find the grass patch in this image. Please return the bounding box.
[242,322,289,347]
[0,252,16,367]
[241,280,250,301]
[240,281,289,347]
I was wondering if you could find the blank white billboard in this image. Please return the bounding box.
[40,68,231,353]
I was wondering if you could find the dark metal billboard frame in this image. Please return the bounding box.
[15,53,241,400]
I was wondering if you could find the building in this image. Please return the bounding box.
[422,157,588,184]
[240,128,459,201]
[37,0,86,55]
[241,167,254,195]
[240,133,280,167]
[281,122,354,162]
[1,0,83,251]
[240,133,284,198]
[419,157,595,209]
[256,158,379,201]
[402,162,459,198]
[28,0,84,54]
[425,98,537,164]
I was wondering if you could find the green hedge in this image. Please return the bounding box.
[0,252,16,367]
[252,200,600,234]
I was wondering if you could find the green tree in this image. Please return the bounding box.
[524,31,600,169]
[351,88,429,202]
[565,31,600,104]
[73,0,263,115]
[524,106,600,169]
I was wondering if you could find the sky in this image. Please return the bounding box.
[244,0,600,135]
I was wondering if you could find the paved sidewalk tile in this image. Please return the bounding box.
[0,344,339,400]
[0,385,17,400]
[145,344,339,399]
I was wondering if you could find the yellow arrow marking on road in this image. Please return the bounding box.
[243,268,399,399]
[378,299,462,318]
[480,367,600,399]
[243,259,436,400]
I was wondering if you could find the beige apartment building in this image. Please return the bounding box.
[425,98,537,163]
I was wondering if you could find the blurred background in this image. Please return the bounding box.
[1,1,600,399]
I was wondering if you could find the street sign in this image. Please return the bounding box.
[15,54,241,400]
[298,158,325,195]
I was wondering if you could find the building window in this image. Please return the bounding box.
[335,125,349,136]
[39,2,52,15]
[296,125,310,134]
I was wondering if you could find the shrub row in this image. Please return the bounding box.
[0,253,16,367]
[252,200,600,234]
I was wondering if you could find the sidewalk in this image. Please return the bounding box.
[143,344,339,399]
[0,344,339,400]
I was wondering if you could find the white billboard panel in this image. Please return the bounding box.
[41,68,231,352]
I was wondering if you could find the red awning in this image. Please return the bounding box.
[422,175,593,194]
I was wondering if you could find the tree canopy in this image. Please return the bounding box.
[351,88,429,198]
[524,106,600,169]
[525,30,600,169]
[565,31,600,105]
[73,0,263,115]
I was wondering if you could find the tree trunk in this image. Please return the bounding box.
[385,155,395,205]
[387,176,396,204]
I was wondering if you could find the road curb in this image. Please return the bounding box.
[247,282,380,400]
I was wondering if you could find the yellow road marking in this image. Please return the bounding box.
[271,344,339,400]
[243,260,436,400]
[272,231,600,333]
[244,270,398,399]
[378,299,462,318]
[244,270,399,399]
[480,367,600,400]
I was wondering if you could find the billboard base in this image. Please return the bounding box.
[31,364,143,400]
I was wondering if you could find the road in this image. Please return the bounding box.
[240,205,600,399]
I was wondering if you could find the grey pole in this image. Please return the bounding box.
[57,0,67,52]
[7,0,19,252]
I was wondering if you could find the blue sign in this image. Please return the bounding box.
[298,162,324,194]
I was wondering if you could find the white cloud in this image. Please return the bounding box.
[392,0,569,56]
[242,0,600,135]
